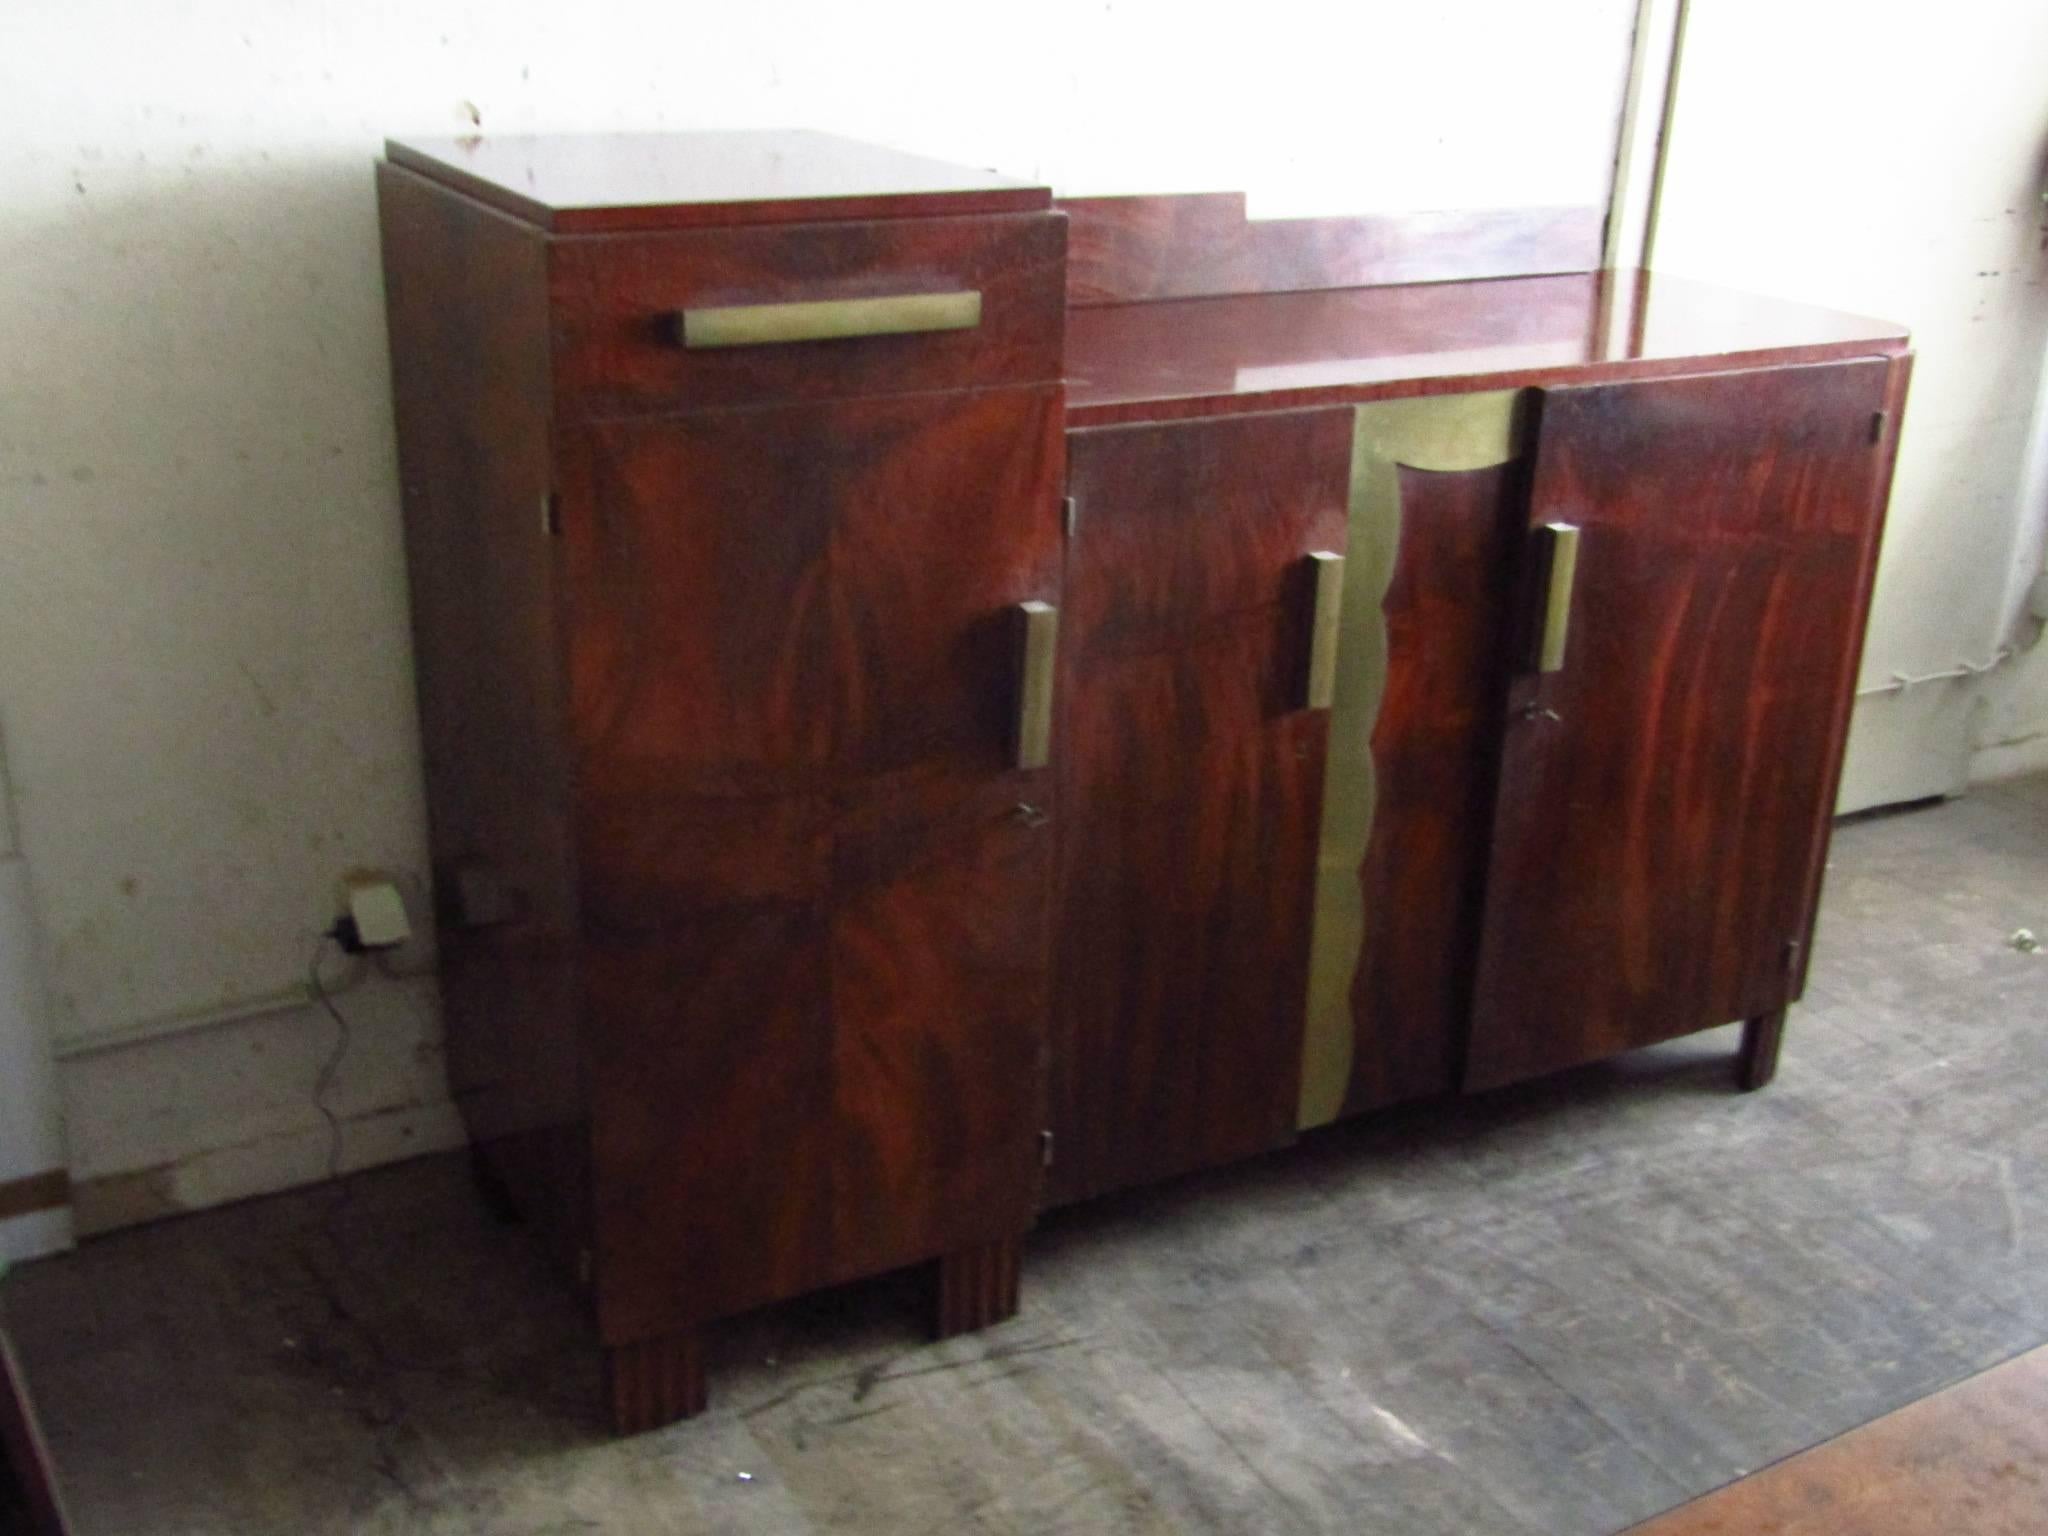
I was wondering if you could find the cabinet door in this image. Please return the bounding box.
[1465,360,1893,1091]
[562,386,1064,1340]
[1049,409,1351,1205]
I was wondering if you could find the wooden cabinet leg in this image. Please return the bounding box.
[605,1332,707,1434]
[1737,1008,1788,1092]
[467,1144,523,1226]
[932,1236,1023,1339]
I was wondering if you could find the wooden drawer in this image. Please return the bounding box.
[549,212,1066,414]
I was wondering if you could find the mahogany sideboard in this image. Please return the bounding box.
[376,131,1911,1432]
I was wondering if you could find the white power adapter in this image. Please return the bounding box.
[339,876,412,952]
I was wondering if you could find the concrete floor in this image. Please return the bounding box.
[6,775,2047,1535]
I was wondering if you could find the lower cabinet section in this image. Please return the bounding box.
[438,361,1907,1432]
[1056,358,1904,1169]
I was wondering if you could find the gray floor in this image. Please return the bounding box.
[7,776,2048,1535]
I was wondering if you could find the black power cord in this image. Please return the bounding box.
[306,931,357,1187]
[300,932,418,1494]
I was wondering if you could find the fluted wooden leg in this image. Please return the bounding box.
[467,1145,523,1226]
[1737,1008,1788,1092]
[605,1332,707,1433]
[932,1236,1023,1339]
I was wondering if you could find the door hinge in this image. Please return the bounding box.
[541,491,562,537]
[1870,410,1887,444]
[1062,495,1078,539]
[1039,1129,1055,1168]
[1784,938,1803,979]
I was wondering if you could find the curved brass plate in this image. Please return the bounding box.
[1297,390,1532,1130]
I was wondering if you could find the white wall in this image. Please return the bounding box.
[1976,355,2048,783]
[0,0,1638,1229]
[1649,0,2048,809]
[0,730,71,1264]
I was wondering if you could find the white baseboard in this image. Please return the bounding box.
[1836,684,1975,814]
[1971,731,2048,785]
[57,970,466,1237]
[0,1205,73,1267]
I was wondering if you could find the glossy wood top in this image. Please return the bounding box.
[1061,193,1603,305]
[1066,268,1909,426]
[386,131,1051,233]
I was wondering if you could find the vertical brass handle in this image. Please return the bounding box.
[1303,551,1346,710]
[1535,522,1581,673]
[1014,601,1059,770]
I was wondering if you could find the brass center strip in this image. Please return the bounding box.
[1297,391,1532,1130]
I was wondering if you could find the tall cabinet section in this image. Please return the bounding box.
[379,135,1069,1432]
[380,137,1914,1434]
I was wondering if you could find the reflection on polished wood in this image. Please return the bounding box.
[387,130,1050,232]
[1626,1344,2048,1536]
[1067,269,1907,426]
[1061,192,1602,305]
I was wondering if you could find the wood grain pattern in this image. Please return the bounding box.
[1065,268,1909,427]
[1625,1343,2048,1536]
[1737,1009,1788,1092]
[1343,462,1526,1113]
[1465,359,1895,1092]
[376,161,593,1284]
[388,131,1051,233]
[932,1237,1023,1338]
[567,386,1063,1342]
[826,768,1054,1283]
[604,1333,707,1433]
[550,212,1067,415]
[1296,392,1527,1129]
[1049,410,1350,1206]
[1061,193,1602,306]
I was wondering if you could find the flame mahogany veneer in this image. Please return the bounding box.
[378,132,1911,1432]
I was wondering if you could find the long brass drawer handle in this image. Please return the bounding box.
[1014,600,1059,771]
[1535,521,1581,673]
[677,291,982,350]
[1303,551,1346,711]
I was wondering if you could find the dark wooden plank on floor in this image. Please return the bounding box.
[2,1320,70,1535]
[1625,1343,2048,1535]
